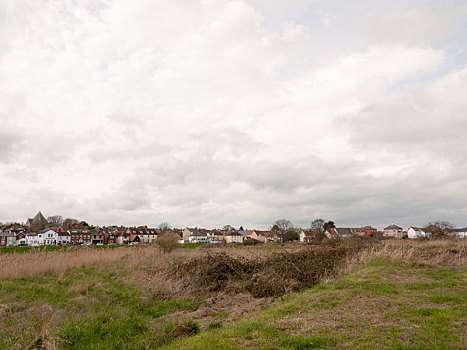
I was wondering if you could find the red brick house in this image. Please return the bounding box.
[69,229,92,245]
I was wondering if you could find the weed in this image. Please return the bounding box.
[207,321,223,330]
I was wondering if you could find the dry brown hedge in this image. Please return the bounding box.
[168,245,362,297]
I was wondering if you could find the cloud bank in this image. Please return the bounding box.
[0,0,466,229]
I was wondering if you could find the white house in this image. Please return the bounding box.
[140,228,158,244]
[115,230,129,245]
[183,228,208,243]
[58,232,70,245]
[225,232,244,243]
[127,227,158,244]
[449,228,467,238]
[39,229,60,245]
[16,234,27,246]
[188,235,206,243]
[299,230,314,242]
[407,227,429,239]
[26,233,40,246]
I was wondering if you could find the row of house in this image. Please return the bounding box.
[2,217,466,247]
[181,228,279,244]
[381,223,466,239]
[0,225,163,247]
[296,223,467,242]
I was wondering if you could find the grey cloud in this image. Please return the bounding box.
[0,113,25,163]
[346,67,467,160]
[2,168,40,183]
[88,143,173,163]
[0,130,23,162]
[1,0,466,229]
[95,192,152,212]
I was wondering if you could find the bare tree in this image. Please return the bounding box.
[271,219,294,243]
[311,219,325,232]
[62,218,79,230]
[158,222,172,234]
[311,218,332,242]
[426,220,455,238]
[47,215,63,226]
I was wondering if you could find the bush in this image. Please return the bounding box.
[156,234,179,254]
[168,245,362,297]
[313,231,328,243]
[283,230,299,242]
[243,239,262,246]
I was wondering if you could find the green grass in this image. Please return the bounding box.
[207,321,223,330]
[0,245,69,254]
[1,248,465,349]
[159,258,466,350]
[179,243,204,249]
[0,265,203,350]
[0,244,131,255]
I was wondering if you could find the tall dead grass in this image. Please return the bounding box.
[1,239,464,284]
[0,245,263,280]
[0,247,150,279]
[338,239,467,276]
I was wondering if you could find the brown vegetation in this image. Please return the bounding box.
[164,244,363,297]
[0,247,136,279]
[0,239,465,349]
[1,239,464,291]
[156,233,180,254]
[338,239,466,275]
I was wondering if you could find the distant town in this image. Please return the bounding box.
[0,211,466,247]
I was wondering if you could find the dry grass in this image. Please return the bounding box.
[337,239,467,277]
[0,244,268,280]
[1,239,464,288]
[1,239,465,349]
[0,247,145,279]
[157,244,363,298]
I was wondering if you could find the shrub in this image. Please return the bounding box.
[313,231,328,243]
[156,233,179,254]
[283,230,300,242]
[243,239,262,246]
[168,245,362,297]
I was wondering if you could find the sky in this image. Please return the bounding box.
[0,0,466,230]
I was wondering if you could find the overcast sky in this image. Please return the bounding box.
[1,0,466,229]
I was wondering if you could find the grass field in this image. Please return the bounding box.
[0,245,126,255]
[0,240,465,349]
[162,257,466,349]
